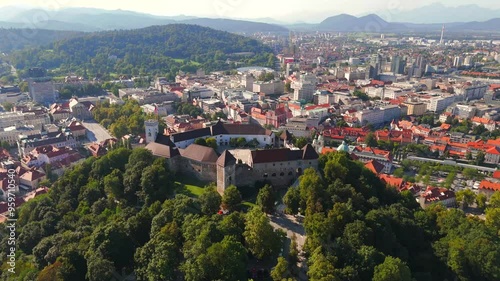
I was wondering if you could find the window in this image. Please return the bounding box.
[280,172,284,176]
[288,171,293,176]
[272,173,276,177]
[263,173,268,178]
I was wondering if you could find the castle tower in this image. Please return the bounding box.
[216,151,237,195]
[145,120,159,144]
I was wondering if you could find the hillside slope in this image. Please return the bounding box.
[10,24,275,77]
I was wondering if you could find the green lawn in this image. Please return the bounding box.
[174,175,207,197]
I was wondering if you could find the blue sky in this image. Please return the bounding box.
[1,0,499,22]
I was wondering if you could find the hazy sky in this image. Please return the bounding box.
[2,0,499,22]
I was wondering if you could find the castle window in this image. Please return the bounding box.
[288,171,293,176]
[280,172,284,176]
[263,173,268,178]
[272,173,276,177]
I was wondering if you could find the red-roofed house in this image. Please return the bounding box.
[364,160,385,175]
[67,121,87,138]
[379,174,404,189]
[479,180,500,198]
[485,146,500,164]
[471,116,496,131]
[419,186,456,208]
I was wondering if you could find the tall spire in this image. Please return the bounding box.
[440,24,445,45]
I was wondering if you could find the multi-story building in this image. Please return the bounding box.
[454,81,488,101]
[167,121,275,149]
[403,101,427,116]
[419,186,456,208]
[381,105,404,122]
[18,132,78,157]
[0,111,51,129]
[452,104,477,119]
[292,73,317,102]
[427,95,455,112]
[253,80,284,95]
[0,126,41,146]
[28,80,57,104]
[355,108,385,125]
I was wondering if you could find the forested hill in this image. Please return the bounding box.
[0,28,84,52]
[10,24,275,78]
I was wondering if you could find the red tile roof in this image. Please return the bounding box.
[379,174,404,189]
[364,160,385,175]
[486,146,500,155]
[479,180,500,192]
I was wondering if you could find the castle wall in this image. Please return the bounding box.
[235,159,318,188]
[178,157,217,182]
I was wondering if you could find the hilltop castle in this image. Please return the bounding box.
[145,120,319,194]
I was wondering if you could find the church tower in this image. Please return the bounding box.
[145,120,159,143]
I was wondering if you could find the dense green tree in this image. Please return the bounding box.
[476,193,487,210]
[271,257,291,281]
[236,137,247,147]
[194,138,207,146]
[455,189,476,208]
[197,236,248,281]
[218,211,246,240]
[205,137,217,149]
[199,186,222,215]
[489,191,500,208]
[372,256,412,281]
[365,132,378,148]
[103,169,124,199]
[85,253,115,281]
[134,222,181,281]
[139,159,174,205]
[256,184,276,214]
[293,137,308,149]
[485,208,500,232]
[283,187,301,214]
[221,185,242,211]
[244,207,284,260]
[308,247,339,281]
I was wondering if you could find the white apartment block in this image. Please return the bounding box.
[355,108,385,125]
[427,95,456,112]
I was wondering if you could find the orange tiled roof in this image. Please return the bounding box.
[379,174,404,188]
[487,139,500,147]
[486,146,500,155]
[479,180,500,192]
[364,160,385,175]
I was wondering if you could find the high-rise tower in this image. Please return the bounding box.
[440,25,445,45]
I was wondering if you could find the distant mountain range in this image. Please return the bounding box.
[0,5,499,39]
[376,3,500,24]
[0,7,287,33]
[291,14,500,33]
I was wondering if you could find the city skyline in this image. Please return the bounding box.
[1,0,500,23]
